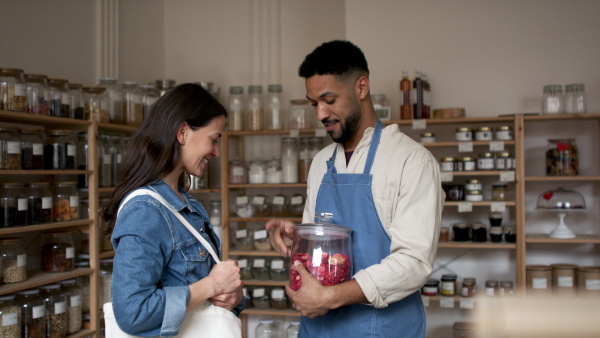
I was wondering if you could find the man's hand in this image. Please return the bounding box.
[285,260,333,318]
[265,219,296,257]
[210,289,243,311]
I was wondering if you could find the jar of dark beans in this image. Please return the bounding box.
[41,231,75,272]
[19,128,44,170]
[48,79,71,118]
[38,284,67,338]
[15,289,46,338]
[452,223,470,242]
[0,238,27,283]
[27,183,52,224]
[68,83,85,120]
[504,226,516,243]
[0,126,22,170]
[489,226,503,243]
[470,222,487,242]
[1,183,28,227]
[44,130,76,169]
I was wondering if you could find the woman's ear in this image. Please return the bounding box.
[177,122,188,145]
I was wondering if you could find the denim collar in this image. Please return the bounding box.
[146,180,204,216]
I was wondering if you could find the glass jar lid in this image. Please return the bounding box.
[536,186,586,209]
[441,274,457,281]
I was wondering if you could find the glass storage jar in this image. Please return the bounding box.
[546,139,578,176]
[272,194,289,217]
[288,194,305,217]
[254,229,272,252]
[288,99,313,129]
[209,200,221,227]
[1,183,28,227]
[477,152,495,171]
[44,130,75,169]
[227,86,245,131]
[500,281,514,296]
[155,79,176,97]
[52,182,78,221]
[139,85,159,120]
[248,158,267,184]
[69,83,85,119]
[452,223,470,241]
[38,284,67,338]
[0,67,26,112]
[246,85,264,131]
[0,126,22,170]
[0,294,21,338]
[15,289,45,338]
[440,274,457,296]
[420,132,436,143]
[76,132,88,188]
[489,211,503,226]
[122,81,143,126]
[421,279,439,296]
[455,127,472,141]
[542,85,563,114]
[238,258,252,279]
[372,94,391,120]
[461,278,477,297]
[58,279,82,334]
[265,158,282,184]
[576,266,600,296]
[48,78,71,118]
[100,258,113,306]
[564,84,586,114]
[489,226,503,242]
[235,228,254,251]
[298,137,311,183]
[551,264,577,296]
[269,287,288,310]
[461,157,476,171]
[269,257,288,281]
[266,84,283,130]
[252,194,270,217]
[256,318,279,338]
[470,222,487,242]
[485,280,499,296]
[110,135,123,187]
[290,213,352,291]
[492,184,509,201]
[27,182,52,224]
[440,157,455,172]
[286,320,300,338]
[252,258,270,281]
[309,137,324,159]
[24,73,50,115]
[282,137,298,183]
[495,152,512,170]
[0,238,27,283]
[75,262,91,313]
[41,231,75,272]
[252,288,270,309]
[83,87,109,122]
[504,226,516,243]
[19,128,44,170]
[97,78,124,124]
[495,126,513,141]
[98,134,112,187]
[465,189,483,202]
[475,126,493,141]
[235,195,253,218]
[229,158,247,184]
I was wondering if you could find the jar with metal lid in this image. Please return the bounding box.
[440,274,457,296]
[420,132,436,143]
[492,184,508,201]
[465,190,483,202]
[38,284,67,338]
[500,281,514,296]
[24,73,50,115]
[83,87,109,122]
[68,83,85,119]
[452,223,469,241]
[542,85,563,114]
[266,84,283,130]
[254,229,272,252]
[98,134,112,187]
[44,130,75,169]
[100,258,113,306]
[1,183,28,226]
[229,158,247,184]
[58,279,82,334]
[526,265,552,295]
[504,226,516,243]
[27,182,52,224]
[41,231,75,272]
[248,158,267,184]
[495,126,513,141]
[227,86,245,131]
[252,194,270,217]
[440,157,455,172]
[464,179,482,192]
[155,79,176,97]
[270,257,288,281]
[551,263,577,296]
[0,238,27,282]
[546,139,578,176]
[122,81,143,126]
[439,227,450,242]
[288,194,305,217]
[290,213,353,291]
[489,226,503,242]
[495,152,513,170]
[564,84,586,114]
[265,158,282,184]
[235,228,254,251]
[477,153,495,170]
[475,126,493,141]
[461,278,477,297]
[286,320,300,338]
[19,128,43,170]
[97,78,124,124]
[0,67,26,112]
[470,222,487,242]
[235,195,253,218]
[0,294,21,337]
[238,258,252,279]
[576,266,600,296]
[139,85,159,120]
[272,194,289,217]
[15,289,45,338]
[442,184,464,201]
[282,137,299,183]
[246,85,264,131]
[252,258,270,281]
[75,261,91,313]
[48,79,71,118]
[461,157,476,171]
[255,318,277,336]
[421,279,439,296]
[289,99,313,129]
[455,127,472,141]
[485,280,499,296]
[298,137,311,183]
[0,126,22,170]
[52,182,78,221]
[270,287,288,310]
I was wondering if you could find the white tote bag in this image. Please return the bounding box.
[104,189,242,338]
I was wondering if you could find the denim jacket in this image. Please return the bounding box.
[111,181,245,337]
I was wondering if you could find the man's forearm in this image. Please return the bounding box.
[325,279,368,309]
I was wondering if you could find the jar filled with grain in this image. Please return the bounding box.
[75,261,91,313]
[0,68,27,112]
[83,87,109,122]
[0,238,27,283]
[100,258,113,306]
[97,78,124,124]
[0,126,22,170]
[38,284,67,338]
[1,183,28,227]
[27,183,52,224]
[122,81,143,126]
[246,85,264,131]
[41,231,75,272]
[58,279,82,334]
[15,289,45,338]
[52,182,79,222]
[0,294,21,338]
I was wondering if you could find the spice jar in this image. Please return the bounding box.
[38,284,67,338]
[465,190,483,202]
[238,258,252,279]
[252,195,270,217]
[489,212,503,227]
[542,85,563,114]
[440,157,455,172]
[251,287,270,309]
[270,257,288,281]
[421,279,439,296]
[289,194,305,217]
[485,280,499,296]
[270,287,288,310]
[440,274,457,296]
[44,130,76,169]
[526,265,552,295]
[246,85,264,131]
[290,213,352,291]
[442,185,464,201]
[155,79,176,97]
[235,195,253,218]
[420,132,436,143]
[0,68,27,112]
[470,222,487,242]
[504,226,516,243]
[27,183,52,224]
[576,266,600,296]
[564,84,586,114]
[272,194,289,217]
[477,153,495,171]
[41,231,75,272]
[254,229,272,252]
[475,127,493,141]
[461,157,476,171]
[495,126,513,141]
[69,83,85,119]
[227,86,245,131]
[24,74,50,115]
[461,278,477,297]
[1,183,28,227]
[235,228,254,251]
[495,152,512,170]
[439,227,449,242]
[140,85,159,120]
[492,184,509,201]
[0,238,27,283]
[19,128,44,170]
[0,126,22,170]
[15,289,45,338]
[298,137,311,183]
[455,127,472,141]
[546,139,578,176]
[121,81,143,126]
[228,159,247,184]
[0,294,21,338]
[252,258,270,281]
[452,223,470,242]
[52,182,78,221]
[282,137,299,183]
[248,158,267,184]
[97,78,124,124]
[266,84,283,130]
[500,281,514,296]
[489,226,503,242]
[464,179,482,192]
[58,279,82,334]
[82,87,109,122]
[75,261,91,313]
[289,99,313,129]
[551,264,577,296]
[100,258,113,306]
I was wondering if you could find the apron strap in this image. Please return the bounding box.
[363,119,383,175]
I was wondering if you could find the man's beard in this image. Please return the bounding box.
[326,99,361,144]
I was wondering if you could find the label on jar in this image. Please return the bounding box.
[532,278,548,289]
[477,158,494,170]
[67,144,76,156]
[253,288,265,298]
[441,281,454,294]
[460,298,474,309]
[254,230,267,240]
[456,131,472,141]
[236,196,248,205]
[33,143,43,155]
[252,196,265,205]
[55,301,66,314]
[253,259,265,268]
[7,141,20,154]
[458,142,473,153]
[486,287,495,296]
[17,254,26,267]
[15,83,26,97]
[476,131,493,141]
[238,259,247,268]
[2,313,18,326]
[422,286,438,294]
[18,198,27,211]
[117,154,122,164]
[66,246,75,259]
[70,195,78,207]
[586,279,600,290]
[273,196,285,205]
[271,289,285,300]
[42,197,52,209]
[32,305,46,319]
[62,92,70,103]
[71,295,81,307]
[103,153,111,164]
[495,130,513,140]
[558,276,573,287]
[291,196,303,205]
[464,161,476,171]
[271,259,284,270]
[440,162,454,172]
[236,229,248,239]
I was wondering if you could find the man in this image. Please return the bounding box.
[266,40,444,337]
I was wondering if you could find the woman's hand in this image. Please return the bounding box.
[207,260,243,295]
[266,219,296,257]
[210,288,243,311]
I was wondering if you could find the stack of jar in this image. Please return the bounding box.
[226,84,286,132]
[442,179,510,203]
[422,276,515,298]
[233,193,305,219]
[526,263,600,297]
[542,84,587,115]
[442,213,515,244]
[236,257,288,281]
[94,133,127,188]
[247,286,290,311]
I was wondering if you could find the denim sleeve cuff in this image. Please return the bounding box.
[232,295,247,317]
[159,286,190,336]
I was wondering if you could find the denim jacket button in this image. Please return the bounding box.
[199,249,206,257]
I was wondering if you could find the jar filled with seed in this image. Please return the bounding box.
[477,152,495,171]
[0,238,27,283]
[58,279,82,334]
[75,261,90,313]
[19,128,44,170]
[48,79,71,118]
[39,284,67,338]
[44,130,76,170]
[97,78,124,124]
[83,87,109,122]
[0,294,21,337]
[24,74,50,115]
[251,258,270,281]
[251,287,270,309]
[252,194,270,217]
[100,258,113,306]
[121,81,143,127]
[1,183,28,227]
[269,257,288,281]
[546,139,578,176]
[270,287,288,310]
[27,183,52,224]
[0,126,22,170]
[41,231,75,272]
[235,228,254,251]
[52,182,78,222]
[15,289,45,338]
[0,68,27,112]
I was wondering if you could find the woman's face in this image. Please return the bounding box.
[179,115,226,178]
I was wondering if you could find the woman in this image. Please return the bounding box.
[102,83,244,336]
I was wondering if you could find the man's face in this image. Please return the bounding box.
[305,74,361,144]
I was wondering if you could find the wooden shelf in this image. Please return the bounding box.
[445,171,515,176]
[229,251,282,257]
[228,183,307,188]
[0,219,93,235]
[0,169,92,175]
[99,250,116,259]
[526,234,600,244]
[424,140,515,147]
[67,329,95,338]
[523,113,600,121]
[229,217,302,222]
[438,242,517,249]
[242,280,289,286]
[242,308,300,317]
[525,176,600,182]
[0,268,94,295]
[189,188,221,194]
[444,201,516,207]
[0,110,91,130]
[227,129,322,136]
[97,122,137,133]
[383,116,515,125]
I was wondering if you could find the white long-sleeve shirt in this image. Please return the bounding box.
[303,123,445,309]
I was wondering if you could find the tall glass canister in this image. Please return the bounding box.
[0,126,22,170]
[140,85,159,120]
[15,289,45,338]
[97,78,124,124]
[58,279,82,334]
[24,73,50,115]
[227,86,245,131]
[1,183,28,227]
[83,87,109,122]
[0,237,27,283]
[0,67,26,112]
[48,79,71,118]
[41,231,75,272]
[69,83,85,119]
[247,85,264,131]
[0,294,22,338]
[19,128,44,170]
[38,284,67,338]
[122,81,143,126]
[564,84,586,114]
[266,84,283,130]
[281,137,298,184]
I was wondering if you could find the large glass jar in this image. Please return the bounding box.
[281,137,298,184]
[0,238,27,283]
[44,130,76,169]
[235,228,254,251]
[290,213,352,291]
[76,132,89,188]
[99,258,113,306]
[19,128,44,170]
[67,84,84,120]
[24,73,50,115]
[247,85,264,131]
[269,257,288,281]
[252,194,270,217]
[269,287,288,310]
[253,229,272,252]
[110,135,123,187]
[97,78,124,124]
[140,85,159,120]
[266,84,283,130]
[27,182,52,224]
[251,287,270,309]
[122,81,143,126]
[271,194,289,217]
[265,158,282,184]
[288,194,305,217]
[75,261,91,313]
[248,158,267,184]
[286,320,300,338]
[41,231,75,272]
[542,85,563,115]
[0,126,22,170]
[1,183,28,227]
[251,258,270,281]
[58,279,82,334]
[155,79,175,97]
[255,318,278,338]
[0,68,26,112]
[98,134,112,187]
[546,139,578,176]
[38,284,67,338]
[288,99,313,129]
[48,79,71,118]
[227,86,245,131]
[298,137,311,183]
[52,182,79,221]
[15,289,45,338]
[564,84,586,114]
[235,195,253,218]
[229,158,247,184]
[0,294,21,338]
[83,87,109,122]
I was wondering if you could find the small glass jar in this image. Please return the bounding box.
[288,194,305,217]
[420,132,436,143]
[286,321,300,338]
[235,228,254,251]
[246,85,264,131]
[372,94,391,120]
[27,183,52,224]
[270,287,288,310]
[255,318,277,337]
[1,183,28,227]
[546,139,578,176]
[495,152,512,170]
[100,258,114,306]
[542,85,563,114]
[461,157,476,171]
[238,258,253,279]
[440,157,455,172]
[38,284,67,338]
[15,289,45,338]
[282,137,299,183]
[41,231,75,272]
[109,135,123,187]
[83,87,109,122]
[252,258,270,281]
[452,223,469,242]
[227,86,245,131]
[298,137,311,184]
[121,81,143,126]
[252,194,270,217]
[504,226,516,243]
[24,73,50,115]
[48,79,71,118]
[97,78,124,124]
[477,152,495,171]
[0,67,27,112]
[68,83,85,120]
[0,126,22,170]
[455,127,472,141]
[44,130,76,169]
[465,190,483,202]
[489,226,503,242]
[461,278,477,297]
[209,200,221,227]
[289,99,313,129]
[76,132,89,188]
[235,195,253,218]
[98,134,112,187]
[439,227,450,242]
[269,257,288,281]
[0,238,27,283]
[440,274,457,296]
[564,84,586,114]
[421,279,439,296]
[0,294,22,338]
[75,261,91,313]
[500,281,515,296]
[443,184,464,201]
[492,184,509,201]
[272,194,289,217]
[485,280,499,296]
[155,79,176,97]
[526,265,552,296]
[266,84,283,130]
[470,222,487,242]
[489,212,503,227]
[139,85,159,120]
[495,126,513,141]
[229,158,247,184]
[248,158,267,184]
[52,182,79,221]
[19,128,44,170]
[254,229,272,252]
[265,158,282,184]
[464,179,482,192]
[475,126,493,141]
[252,288,270,310]
[242,287,252,309]
[58,279,82,334]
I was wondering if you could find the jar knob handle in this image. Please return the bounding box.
[314,212,333,224]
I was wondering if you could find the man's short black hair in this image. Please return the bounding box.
[298,40,369,79]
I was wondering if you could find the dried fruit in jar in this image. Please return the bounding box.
[289,252,351,291]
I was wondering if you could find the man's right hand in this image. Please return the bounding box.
[265,219,296,257]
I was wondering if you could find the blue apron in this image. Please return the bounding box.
[299,120,425,338]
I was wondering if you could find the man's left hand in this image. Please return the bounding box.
[285,260,332,318]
